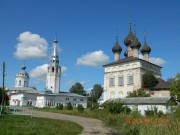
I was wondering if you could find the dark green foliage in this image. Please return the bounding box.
[104,101,124,113]
[131,109,141,118]
[0,87,9,105]
[122,106,131,114]
[56,103,63,110]
[66,102,73,110]
[77,104,84,112]
[90,84,103,103]
[145,106,165,117]
[69,82,86,95]
[173,107,180,120]
[127,88,150,97]
[170,73,180,101]
[104,101,131,114]
[142,72,158,89]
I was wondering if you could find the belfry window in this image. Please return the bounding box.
[19,80,21,86]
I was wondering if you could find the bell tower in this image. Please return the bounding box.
[46,35,61,93]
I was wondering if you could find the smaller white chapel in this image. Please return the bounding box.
[8,36,87,108]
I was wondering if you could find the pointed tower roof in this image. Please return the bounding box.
[112,34,122,54]
[141,32,151,54]
[124,17,135,46]
[52,34,58,56]
[130,24,141,49]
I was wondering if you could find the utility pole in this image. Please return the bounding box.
[2,62,5,106]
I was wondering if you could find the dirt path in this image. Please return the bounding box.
[32,110,119,135]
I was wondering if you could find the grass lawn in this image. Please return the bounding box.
[35,107,180,135]
[0,115,83,135]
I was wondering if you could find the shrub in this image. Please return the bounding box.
[56,104,63,110]
[122,106,131,114]
[66,102,73,110]
[77,104,84,112]
[104,101,124,114]
[131,109,141,118]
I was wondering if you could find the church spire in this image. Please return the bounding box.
[46,34,61,94]
[52,33,58,56]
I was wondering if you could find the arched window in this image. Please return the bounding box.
[110,91,115,98]
[19,80,21,86]
[118,91,123,98]
[52,67,54,72]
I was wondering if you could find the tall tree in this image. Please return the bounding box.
[91,84,103,102]
[142,72,158,90]
[69,82,86,95]
[170,73,180,101]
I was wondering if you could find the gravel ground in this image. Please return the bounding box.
[32,110,120,135]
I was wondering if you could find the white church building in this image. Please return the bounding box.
[103,22,170,102]
[102,21,172,115]
[8,36,87,108]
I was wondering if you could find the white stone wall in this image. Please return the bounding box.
[10,93,37,107]
[104,61,142,101]
[151,90,170,97]
[103,59,162,102]
[127,104,168,115]
[36,95,87,108]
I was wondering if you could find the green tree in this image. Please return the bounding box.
[0,87,9,105]
[126,88,150,97]
[69,82,86,95]
[142,72,158,90]
[90,84,103,102]
[170,73,180,101]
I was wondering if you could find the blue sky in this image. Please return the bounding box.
[0,0,180,93]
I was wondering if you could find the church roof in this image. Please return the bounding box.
[112,41,122,53]
[16,65,29,77]
[103,56,162,68]
[109,97,171,104]
[152,78,170,90]
[39,92,86,98]
[7,87,39,94]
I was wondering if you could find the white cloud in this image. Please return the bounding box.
[149,57,166,66]
[29,64,48,81]
[14,31,48,60]
[30,64,68,81]
[139,54,166,66]
[61,66,68,73]
[76,50,109,67]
